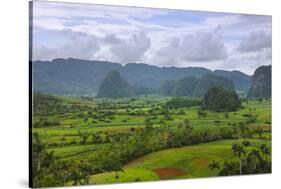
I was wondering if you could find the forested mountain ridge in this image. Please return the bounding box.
[32,58,251,96]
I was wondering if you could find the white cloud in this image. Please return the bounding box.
[236,30,272,52]
[32,1,272,74]
[33,29,151,63]
[104,32,151,63]
[149,27,227,66]
[33,29,100,60]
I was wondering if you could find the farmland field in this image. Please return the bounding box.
[32,94,271,187]
[89,139,271,184]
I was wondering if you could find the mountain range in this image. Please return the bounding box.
[32,58,252,96]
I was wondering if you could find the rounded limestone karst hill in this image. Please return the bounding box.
[247,65,271,99]
[96,70,134,98]
[202,86,241,112]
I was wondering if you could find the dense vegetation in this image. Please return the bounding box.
[164,97,201,109]
[209,140,271,175]
[202,86,241,112]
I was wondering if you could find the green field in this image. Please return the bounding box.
[32,94,272,187]
[89,139,271,184]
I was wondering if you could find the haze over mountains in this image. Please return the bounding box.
[32,58,253,97]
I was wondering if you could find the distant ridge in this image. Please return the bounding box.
[32,58,251,96]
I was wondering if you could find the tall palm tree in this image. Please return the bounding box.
[70,170,83,186]
[79,162,93,185]
[57,160,70,185]
[231,144,245,175]
[249,149,261,160]
[260,144,270,160]
[242,140,250,165]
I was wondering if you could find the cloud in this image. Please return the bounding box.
[236,30,272,52]
[33,29,100,60]
[33,29,151,63]
[33,1,170,33]
[150,27,227,66]
[32,1,272,74]
[105,32,151,63]
[182,26,227,61]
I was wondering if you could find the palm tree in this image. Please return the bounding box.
[231,144,245,175]
[249,149,261,160]
[208,160,220,171]
[79,162,93,185]
[70,170,83,186]
[242,140,250,165]
[231,144,239,155]
[260,144,270,160]
[55,160,70,185]
[43,150,55,167]
[242,140,250,148]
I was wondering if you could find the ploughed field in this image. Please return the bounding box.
[32,94,271,185]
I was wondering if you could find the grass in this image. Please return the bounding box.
[88,139,271,184]
[33,96,271,186]
[47,143,104,158]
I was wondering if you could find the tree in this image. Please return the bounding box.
[254,128,264,139]
[260,144,270,160]
[70,169,83,186]
[219,161,240,176]
[242,140,250,148]
[198,109,207,118]
[165,97,201,109]
[58,161,70,185]
[92,133,102,144]
[183,119,192,127]
[219,146,271,176]
[242,140,250,165]
[80,134,89,144]
[214,120,221,126]
[79,161,93,185]
[208,160,220,171]
[231,144,246,175]
[32,132,57,187]
[238,122,249,138]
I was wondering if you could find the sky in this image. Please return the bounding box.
[32,1,272,75]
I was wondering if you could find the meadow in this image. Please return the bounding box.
[32,93,271,187]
